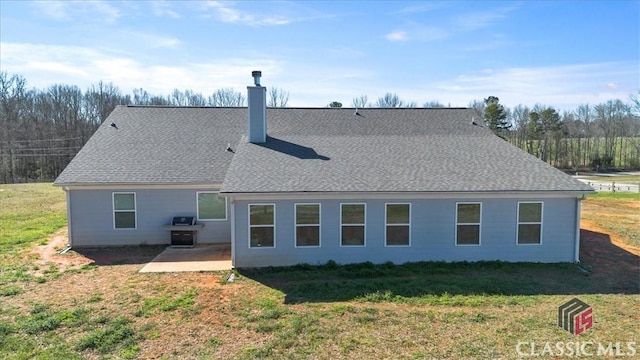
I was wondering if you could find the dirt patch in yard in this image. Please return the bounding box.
[31,227,92,273]
[29,228,165,275]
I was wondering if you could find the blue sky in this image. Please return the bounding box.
[1,0,638,110]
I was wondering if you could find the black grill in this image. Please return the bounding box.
[169,216,197,247]
[171,231,195,247]
[172,216,196,226]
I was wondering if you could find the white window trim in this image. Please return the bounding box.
[385,203,411,247]
[248,203,276,249]
[294,203,321,248]
[340,203,366,247]
[196,191,228,221]
[516,201,544,245]
[455,202,481,246]
[112,192,137,230]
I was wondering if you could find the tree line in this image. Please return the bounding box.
[341,92,640,172]
[0,72,290,183]
[1,71,639,183]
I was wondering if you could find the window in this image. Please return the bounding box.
[197,192,227,221]
[386,203,410,246]
[249,204,275,248]
[456,202,481,245]
[518,202,543,245]
[295,204,320,247]
[113,192,136,229]
[341,203,365,246]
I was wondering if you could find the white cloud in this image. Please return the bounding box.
[27,61,90,78]
[385,31,409,42]
[32,0,121,23]
[307,62,638,110]
[453,4,519,32]
[427,62,639,110]
[150,0,181,19]
[2,42,636,111]
[201,1,292,26]
[391,3,443,16]
[385,24,449,43]
[386,3,518,45]
[32,1,68,21]
[121,31,181,48]
[0,42,283,95]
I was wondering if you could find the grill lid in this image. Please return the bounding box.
[172,216,196,226]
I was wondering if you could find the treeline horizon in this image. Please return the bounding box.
[1,72,639,183]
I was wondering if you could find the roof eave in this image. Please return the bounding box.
[220,189,595,200]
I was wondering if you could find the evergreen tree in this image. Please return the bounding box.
[483,96,511,133]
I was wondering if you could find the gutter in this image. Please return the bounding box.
[574,194,587,262]
[62,186,73,248]
[229,195,236,268]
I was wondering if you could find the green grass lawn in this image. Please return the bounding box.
[0,183,67,254]
[0,184,638,359]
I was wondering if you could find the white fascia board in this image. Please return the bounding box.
[223,190,593,201]
[61,183,223,190]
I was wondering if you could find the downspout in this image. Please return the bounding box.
[229,195,236,268]
[63,186,73,248]
[574,195,585,262]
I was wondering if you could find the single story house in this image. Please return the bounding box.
[54,71,594,267]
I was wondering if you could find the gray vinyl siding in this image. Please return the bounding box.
[67,188,231,246]
[232,197,579,267]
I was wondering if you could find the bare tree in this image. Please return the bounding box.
[132,88,171,106]
[468,99,485,119]
[267,87,289,107]
[351,95,369,108]
[375,93,404,108]
[169,89,187,106]
[423,100,447,108]
[208,88,245,107]
[0,72,28,182]
[630,91,640,117]
[509,104,530,149]
[595,100,628,167]
[184,90,207,106]
[133,88,151,105]
[85,81,127,125]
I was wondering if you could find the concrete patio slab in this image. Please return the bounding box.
[139,244,232,273]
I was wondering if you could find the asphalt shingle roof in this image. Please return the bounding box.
[55,106,593,193]
[54,106,245,185]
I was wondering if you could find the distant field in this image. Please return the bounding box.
[0,184,637,359]
[582,175,640,184]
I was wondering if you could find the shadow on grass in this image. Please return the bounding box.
[72,245,166,266]
[239,228,639,304]
[579,229,639,294]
